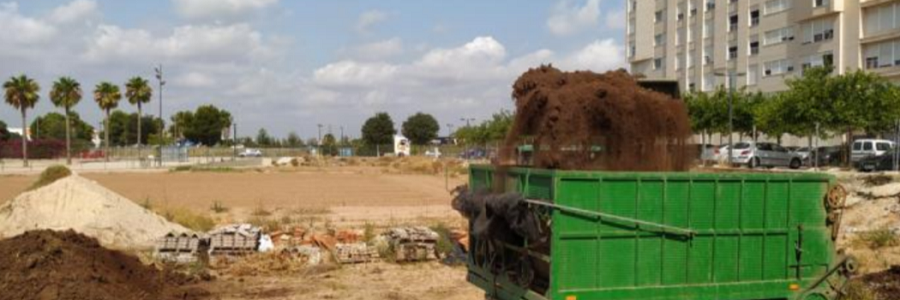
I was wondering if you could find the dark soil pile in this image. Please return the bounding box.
[0,230,210,300]
[502,65,692,171]
[858,266,900,300]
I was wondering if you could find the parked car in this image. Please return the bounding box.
[239,148,263,157]
[857,149,900,172]
[728,142,803,169]
[850,139,894,164]
[806,146,846,167]
[792,147,812,161]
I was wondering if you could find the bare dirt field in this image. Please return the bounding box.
[0,175,33,204]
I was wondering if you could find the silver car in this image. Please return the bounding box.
[728,142,803,169]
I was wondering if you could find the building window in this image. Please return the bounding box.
[750,10,760,27]
[864,3,900,37]
[764,0,791,15]
[629,0,637,12]
[676,28,684,46]
[764,26,794,45]
[728,46,738,60]
[729,15,739,32]
[676,56,682,70]
[749,40,760,55]
[764,59,793,76]
[706,0,715,12]
[677,3,685,21]
[704,45,713,65]
[654,58,664,70]
[865,40,900,69]
[704,19,713,38]
[814,0,829,8]
[802,18,834,44]
[629,42,636,58]
[628,18,635,34]
[801,51,833,71]
[748,65,758,85]
[655,10,664,23]
[655,33,666,46]
[703,73,716,91]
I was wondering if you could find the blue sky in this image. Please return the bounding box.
[0,0,627,139]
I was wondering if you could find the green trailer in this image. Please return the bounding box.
[465,165,854,300]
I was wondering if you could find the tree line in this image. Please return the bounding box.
[685,66,900,149]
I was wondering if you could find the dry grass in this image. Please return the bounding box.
[160,207,216,232]
[28,165,71,191]
[853,228,899,249]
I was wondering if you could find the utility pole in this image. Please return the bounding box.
[317,124,323,155]
[154,65,166,167]
[460,117,475,159]
[233,122,238,161]
[340,126,344,145]
[714,70,745,166]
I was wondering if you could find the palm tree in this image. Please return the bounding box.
[3,75,40,167]
[125,77,152,150]
[50,77,82,165]
[94,82,121,162]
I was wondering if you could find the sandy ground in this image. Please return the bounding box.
[208,262,482,300]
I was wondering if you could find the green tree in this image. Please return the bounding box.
[0,120,10,141]
[49,77,82,165]
[285,131,304,148]
[321,133,338,156]
[361,112,396,146]
[3,75,40,166]
[183,105,231,146]
[125,77,152,148]
[170,110,194,140]
[30,112,94,142]
[107,110,161,146]
[256,128,272,146]
[782,66,836,138]
[94,82,121,161]
[401,112,440,145]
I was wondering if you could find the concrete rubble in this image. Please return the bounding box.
[386,227,440,262]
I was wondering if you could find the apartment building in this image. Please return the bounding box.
[626,0,900,94]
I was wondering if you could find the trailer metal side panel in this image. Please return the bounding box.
[467,166,847,300]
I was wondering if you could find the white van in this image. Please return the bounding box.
[851,139,894,163]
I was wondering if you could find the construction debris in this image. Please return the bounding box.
[156,232,208,264]
[282,245,323,265]
[386,227,440,262]
[209,224,262,256]
[335,242,379,264]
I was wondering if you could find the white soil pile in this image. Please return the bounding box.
[0,175,189,249]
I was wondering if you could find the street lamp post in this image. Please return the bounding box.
[317,124,323,156]
[713,70,745,166]
[154,65,166,167]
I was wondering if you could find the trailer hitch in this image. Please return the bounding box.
[524,199,695,238]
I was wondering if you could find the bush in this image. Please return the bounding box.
[163,207,216,232]
[0,139,66,159]
[210,201,229,213]
[28,165,72,190]
[429,222,454,258]
[855,228,899,249]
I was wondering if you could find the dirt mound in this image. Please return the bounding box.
[502,65,692,171]
[0,175,190,249]
[0,230,209,300]
[857,266,900,300]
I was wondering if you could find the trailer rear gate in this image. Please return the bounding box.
[467,166,851,300]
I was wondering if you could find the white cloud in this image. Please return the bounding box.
[0,3,56,45]
[49,0,99,24]
[604,9,626,29]
[353,37,403,60]
[172,0,279,21]
[175,72,216,88]
[309,36,626,115]
[355,10,387,34]
[84,23,274,64]
[547,0,600,36]
[560,39,626,72]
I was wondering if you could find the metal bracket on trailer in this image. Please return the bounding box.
[524,199,696,238]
